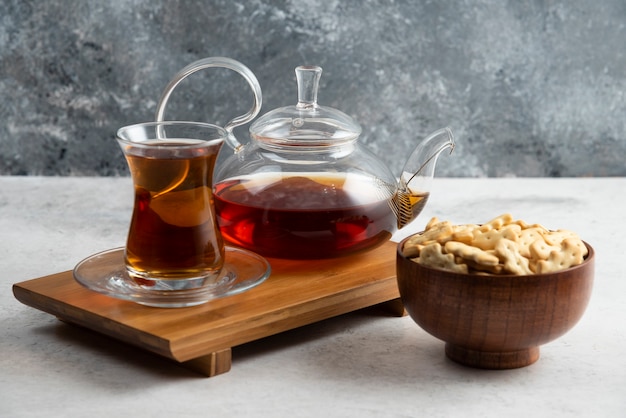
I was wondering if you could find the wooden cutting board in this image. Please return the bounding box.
[13,241,403,377]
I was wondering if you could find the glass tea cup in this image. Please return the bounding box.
[116,121,226,290]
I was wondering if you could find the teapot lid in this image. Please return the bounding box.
[249,66,361,147]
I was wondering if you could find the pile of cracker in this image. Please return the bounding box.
[402,213,588,275]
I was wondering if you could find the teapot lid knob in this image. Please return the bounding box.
[249,65,361,147]
[295,66,322,109]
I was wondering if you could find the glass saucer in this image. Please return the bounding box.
[73,246,271,308]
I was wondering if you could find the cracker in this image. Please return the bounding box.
[465,258,505,274]
[444,240,500,266]
[563,236,589,257]
[401,243,421,258]
[529,238,560,260]
[416,243,469,274]
[425,216,441,231]
[517,227,546,258]
[495,238,533,275]
[535,238,586,273]
[478,213,514,232]
[404,222,456,248]
[513,219,548,231]
[450,225,476,244]
[542,229,580,246]
[472,224,520,251]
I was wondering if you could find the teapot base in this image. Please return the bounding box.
[224,231,393,260]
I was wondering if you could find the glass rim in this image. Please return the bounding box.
[116,120,228,148]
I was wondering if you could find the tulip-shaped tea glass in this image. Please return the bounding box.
[73,121,270,308]
[116,121,227,289]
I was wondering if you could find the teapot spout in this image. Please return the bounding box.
[392,127,455,228]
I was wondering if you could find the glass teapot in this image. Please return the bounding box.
[156,57,454,259]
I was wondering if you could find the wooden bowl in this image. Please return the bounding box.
[396,238,595,369]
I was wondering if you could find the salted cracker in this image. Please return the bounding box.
[416,242,469,274]
[464,258,505,274]
[542,229,580,246]
[472,224,521,251]
[401,242,423,258]
[529,238,560,260]
[425,216,442,231]
[444,240,500,266]
[517,227,547,258]
[478,213,514,232]
[535,238,586,273]
[495,238,533,275]
[450,224,477,244]
[404,222,457,248]
[513,219,548,231]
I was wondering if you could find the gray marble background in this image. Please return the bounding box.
[1,0,624,177]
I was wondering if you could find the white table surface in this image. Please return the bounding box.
[1,176,624,418]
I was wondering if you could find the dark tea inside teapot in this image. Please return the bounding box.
[214,172,397,259]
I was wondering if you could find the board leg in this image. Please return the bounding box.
[181,348,232,377]
[58,316,232,377]
[379,298,407,317]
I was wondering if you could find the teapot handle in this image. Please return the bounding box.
[154,57,262,152]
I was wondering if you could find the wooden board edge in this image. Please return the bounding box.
[12,282,176,360]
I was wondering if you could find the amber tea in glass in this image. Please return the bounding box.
[117,122,226,289]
